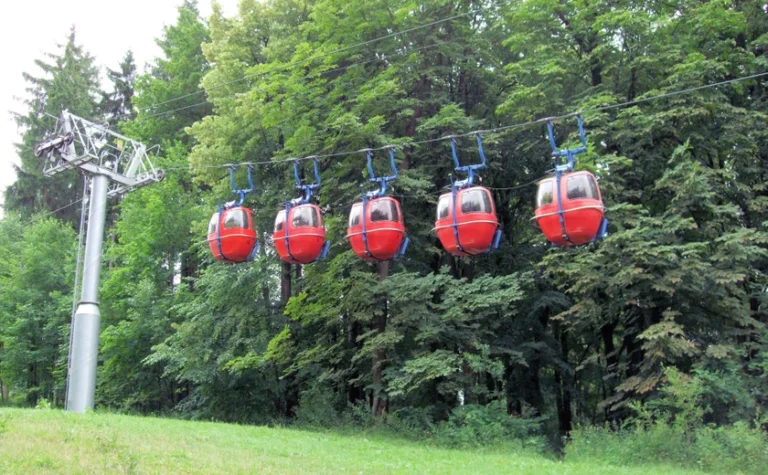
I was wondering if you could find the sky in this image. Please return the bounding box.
[0,0,240,214]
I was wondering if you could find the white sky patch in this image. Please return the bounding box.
[0,0,239,216]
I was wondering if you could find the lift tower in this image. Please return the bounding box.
[35,110,163,412]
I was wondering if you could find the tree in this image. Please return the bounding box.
[5,27,100,226]
[125,0,211,146]
[186,0,528,421]
[100,50,137,127]
[3,0,767,442]
[96,1,213,412]
[0,216,75,405]
[500,0,768,429]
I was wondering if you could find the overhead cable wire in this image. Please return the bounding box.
[158,70,768,172]
[131,2,505,118]
[21,70,767,228]
[142,40,448,121]
[19,198,86,229]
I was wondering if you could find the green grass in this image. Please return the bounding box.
[0,408,705,474]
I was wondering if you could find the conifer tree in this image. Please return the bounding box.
[97,1,214,412]
[5,27,100,226]
[100,50,137,127]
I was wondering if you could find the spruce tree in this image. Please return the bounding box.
[100,50,137,127]
[5,27,100,226]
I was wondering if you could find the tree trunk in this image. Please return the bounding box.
[624,311,645,378]
[346,319,365,405]
[371,260,390,418]
[462,358,478,405]
[261,238,270,301]
[507,358,545,417]
[627,66,637,102]
[554,322,573,434]
[280,262,292,304]
[181,249,199,291]
[560,329,573,433]
[601,319,620,420]
[460,259,475,282]
[601,320,618,387]
[0,378,7,404]
[294,264,302,296]
[27,363,37,406]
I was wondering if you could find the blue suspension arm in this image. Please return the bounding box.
[365,147,399,199]
[547,115,587,173]
[229,164,254,206]
[450,134,488,190]
[291,158,321,205]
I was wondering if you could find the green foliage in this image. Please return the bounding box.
[294,382,347,427]
[126,1,211,145]
[0,413,10,435]
[96,2,213,414]
[569,367,768,472]
[5,27,100,226]
[640,367,709,434]
[0,216,75,406]
[100,50,137,127]
[433,402,544,450]
[144,260,286,423]
[3,2,768,464]
[567,422,768,474]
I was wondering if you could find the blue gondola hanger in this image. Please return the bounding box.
[450,134,488,190]
[365,147,398,199]
[547,114,588,173]
[229,163,255,207]
[290,157,322,205]
[234,164,260,259]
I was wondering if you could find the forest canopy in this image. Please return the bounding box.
[1,0,767,452]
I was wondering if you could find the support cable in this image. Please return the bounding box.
[155,71,768,172]
[131,1,506,117]
[140,40,447,121]
[18,70,768,231]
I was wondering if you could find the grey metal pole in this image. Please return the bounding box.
[66,173,108,413]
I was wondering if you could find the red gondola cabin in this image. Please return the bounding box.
[347,197,406,262]
[534,171,605,246]
[272,204,327,264]
[434,186,499,256]
[207,207,258,263]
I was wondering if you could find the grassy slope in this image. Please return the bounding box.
[0,408,703,474]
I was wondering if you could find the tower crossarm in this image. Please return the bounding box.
[38,110,164,196]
